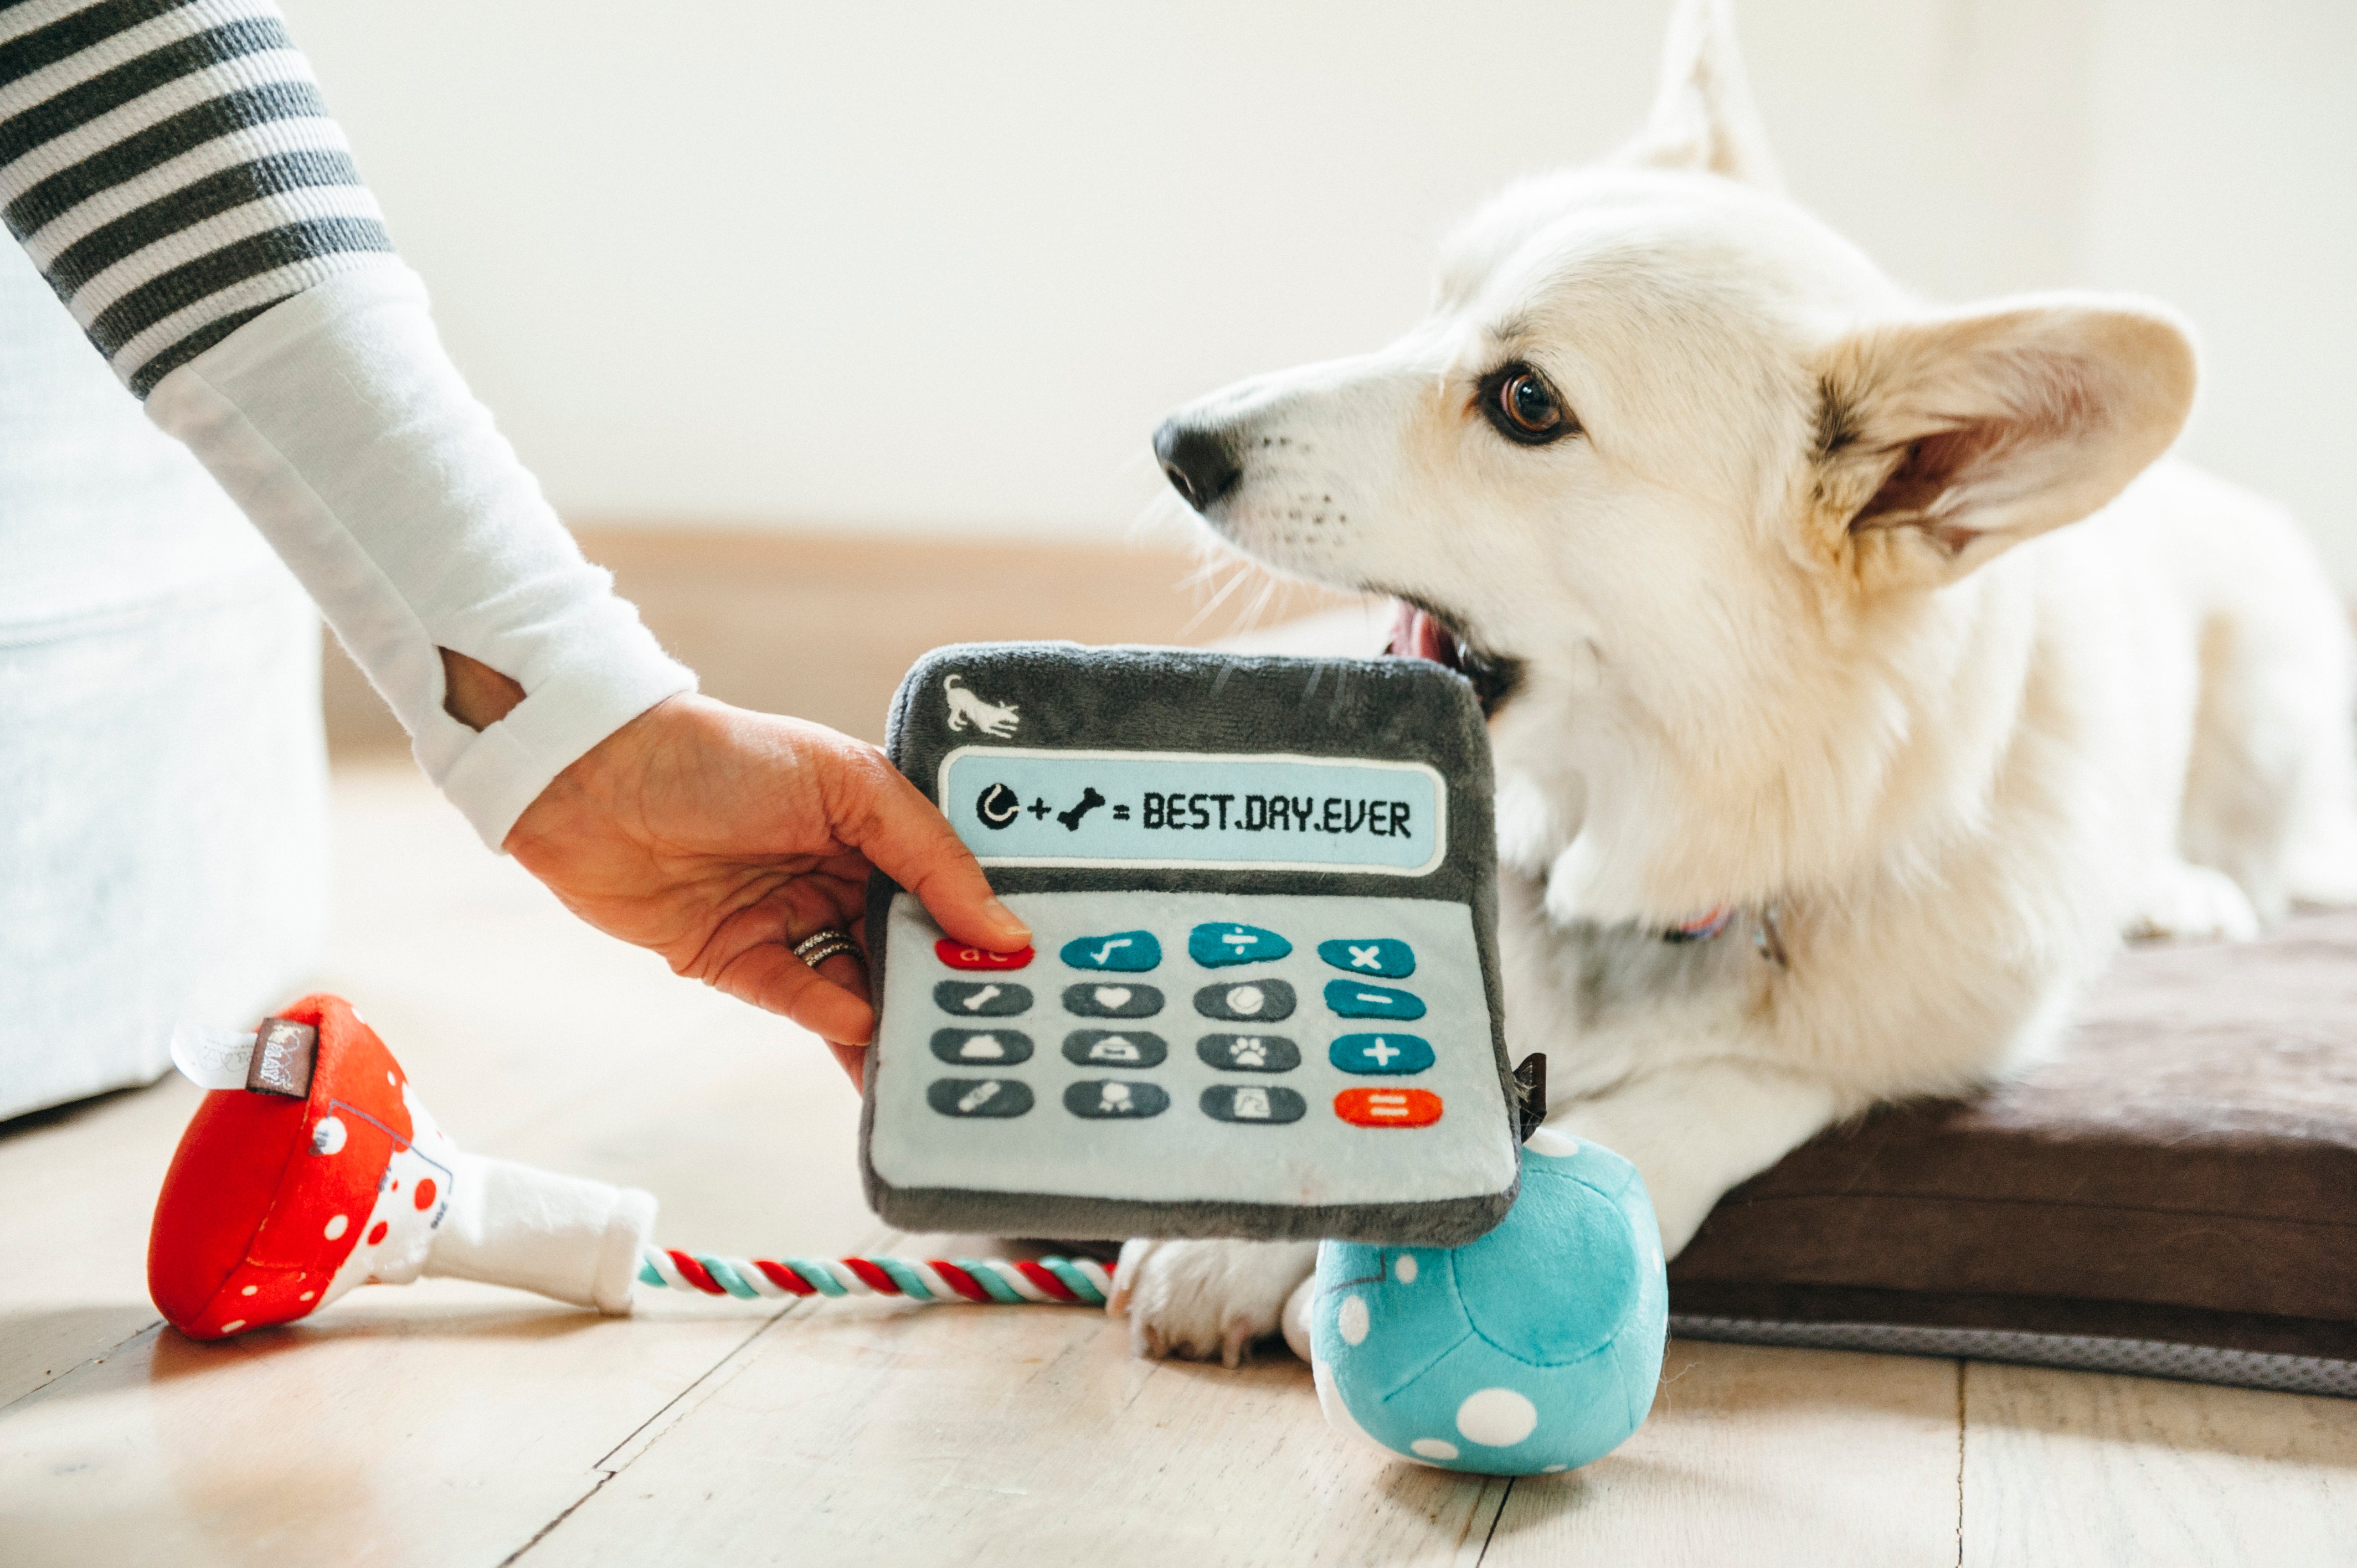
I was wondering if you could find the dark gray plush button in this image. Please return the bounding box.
[930,1028,1033,1065]
[1195,1033,1300,1073]
[1063,1079,1170,1119]
[1193,979,1296,1022]
[1062,1030,1168,1067]
[1200,1084,1307,1124]
[927,1077,1035,1118]
[1062,982,1165,1019]
[935,980,1032,1017]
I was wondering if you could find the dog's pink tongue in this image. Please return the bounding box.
[1385,603,1458,668]
[1385,601,1418,658]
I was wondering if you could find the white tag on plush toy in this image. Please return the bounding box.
[170,1025,258,1090]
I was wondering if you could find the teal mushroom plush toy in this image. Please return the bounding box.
[1304,1129,1668,1476]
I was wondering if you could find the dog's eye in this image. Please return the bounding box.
[1479,363,1576,446]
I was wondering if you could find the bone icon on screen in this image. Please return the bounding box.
[963,986,1000,1011]
[1056,787,1107,831]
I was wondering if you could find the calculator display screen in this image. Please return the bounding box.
[940,747,1445,875]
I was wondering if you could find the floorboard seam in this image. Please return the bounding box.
[1474,1477,1514,1564]
[500,1472,613,1568]
[504,1304,807,1566]
[591,1302,805,1472]
[1953,1359,1968,1568]
[0,1317,162,1418]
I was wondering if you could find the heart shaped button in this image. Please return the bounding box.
[1094,987,1132,1008]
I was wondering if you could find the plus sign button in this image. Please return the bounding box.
[1327,1033,1435,1075]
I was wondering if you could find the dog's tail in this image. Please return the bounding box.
[944,674,965,693]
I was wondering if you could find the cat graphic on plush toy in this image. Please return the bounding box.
[942,674,1021,737]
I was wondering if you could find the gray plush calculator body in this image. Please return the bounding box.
[860,642,1521,1245]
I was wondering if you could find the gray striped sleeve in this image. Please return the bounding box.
[0,0,400,396]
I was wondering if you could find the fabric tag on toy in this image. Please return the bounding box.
[1512,1053,1547,1142]
[167,1020,319,1095]
[169,1025,258,1089]
[246,1018,317,1097]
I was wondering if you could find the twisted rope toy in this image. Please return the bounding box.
[638,1248,1114,1306]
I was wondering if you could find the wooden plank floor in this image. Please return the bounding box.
[3,762,2352,1565]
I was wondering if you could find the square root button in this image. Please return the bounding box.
[1334,1087,1443,1127]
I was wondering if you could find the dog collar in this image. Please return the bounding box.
[1663,906,1735,943]
[1663,905,1789,967]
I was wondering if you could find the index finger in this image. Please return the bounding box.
[837,754,1031,953]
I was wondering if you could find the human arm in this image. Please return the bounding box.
[0,2,1027,1054]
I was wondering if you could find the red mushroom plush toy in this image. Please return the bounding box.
[150,993,654,1338]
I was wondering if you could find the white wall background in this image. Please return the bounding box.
[280,1,2356,575]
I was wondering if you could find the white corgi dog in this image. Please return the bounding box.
[1112,0,2357,1365]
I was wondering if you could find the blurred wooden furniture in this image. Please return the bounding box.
[322,527,1358,752]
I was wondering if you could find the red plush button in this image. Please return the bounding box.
[935,940,1035,972]
[1334,1087,1443,1128]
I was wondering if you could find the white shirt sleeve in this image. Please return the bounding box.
[1,0,696,847]
[145,267,696,847]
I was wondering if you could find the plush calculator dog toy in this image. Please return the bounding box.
[861,642,1530,1245]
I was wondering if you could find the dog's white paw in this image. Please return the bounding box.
[1108,1237,1318,1366]
[2129,862,2261,942]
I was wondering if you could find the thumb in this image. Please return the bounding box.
[838,755,1031,953]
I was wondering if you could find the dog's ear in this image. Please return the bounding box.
[1810,295,2198,591]
[1622,0,1780,189]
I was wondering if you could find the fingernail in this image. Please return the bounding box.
[985,897,1031,943]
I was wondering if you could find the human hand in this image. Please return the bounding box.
[497,687,1030,1082]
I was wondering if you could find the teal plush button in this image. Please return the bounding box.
[1318,938,1415,978]
[1061,931,1161,971]
[1329,1033,1434,1075]
[1324,979,1426,1020]
[1190,923,1294,967]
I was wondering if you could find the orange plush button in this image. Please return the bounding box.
[935,940,1035,972]
[1334,1087,1443,1128]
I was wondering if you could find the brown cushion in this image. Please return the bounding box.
[1666,911,2357,1396]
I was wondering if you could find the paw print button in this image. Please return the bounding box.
[1195,1034,1301,1073]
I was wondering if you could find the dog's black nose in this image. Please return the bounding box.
[1154,419,1242,513]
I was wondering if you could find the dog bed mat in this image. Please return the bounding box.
[1666,911,2357,1398]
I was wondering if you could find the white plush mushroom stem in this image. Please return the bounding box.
[420,1150,656,1315]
